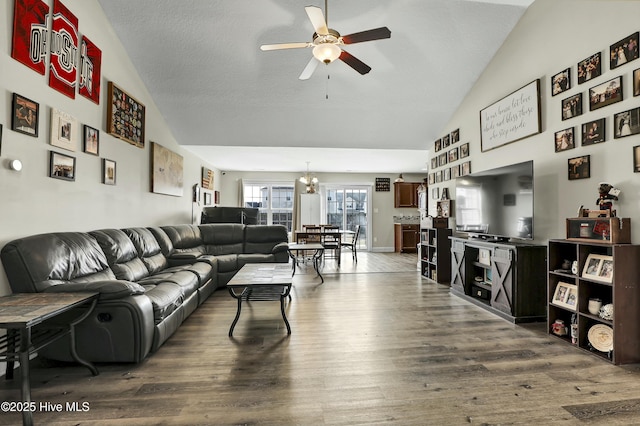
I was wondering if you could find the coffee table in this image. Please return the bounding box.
[227,263,293,336]
[287,242,324,283]
[0,292,99,426]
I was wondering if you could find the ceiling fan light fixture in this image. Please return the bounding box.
[313,43,341,64]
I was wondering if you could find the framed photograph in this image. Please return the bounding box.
[432,187,439,200]
[102,158,116,185]
[480,79,541,152]
[461,161,471,176]
[442,134,450,148]
[202,167,214,190]
[552,68,570,96]
[430,157,438,169]
[554,127,575,153]
[450,129,460,144]
[581,118,605,146]
[204,192,212,206]
[11,93,39,137]
[582,254,613,283]
[444,168,451,181]
[50,108,78,151]
[589,76,622,111]
[438,152,448,167]
[614,107,640,139]
[106,81,146,148]
[428,173,435,185]
[460,142,469,158]
[561,93,582,120]
[610,32,639,70]
[49,151,76,181]
[634,146,640,173]
[435,170,443,183]
[568,155,590,180]
[634,68,640,97]
[193,184,201,203]
[448,147,459,163]
[437,200,452,218]
[577,53,601,84]
[552,282,578,311]
[214,191,220,204]
[451,164,461,178]
[434,138,442,152]
[151,142,184,197]
[375,177,390,192]
[83,125,99,155]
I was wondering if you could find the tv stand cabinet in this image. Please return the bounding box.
[450,237,547,323]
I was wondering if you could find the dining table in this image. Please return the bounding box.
[293,229,355,267]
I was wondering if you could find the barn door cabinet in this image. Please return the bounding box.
[450,237,547,323]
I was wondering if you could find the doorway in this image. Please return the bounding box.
[322,185,371,251]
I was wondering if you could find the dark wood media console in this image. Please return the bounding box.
[450,237,547,323]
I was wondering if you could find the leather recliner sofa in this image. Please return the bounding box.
[0,223,289,363]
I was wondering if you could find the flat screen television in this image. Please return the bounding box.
[455,160,534,241]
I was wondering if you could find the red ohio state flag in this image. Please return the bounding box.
[11,0,50,75]
[79,35,102,104]
[48,0,78,99]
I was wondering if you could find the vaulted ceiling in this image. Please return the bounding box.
[97,0,533,173]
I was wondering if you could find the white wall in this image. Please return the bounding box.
[0,0,219,295]
[219,171,427,251]
[432,0,640,244]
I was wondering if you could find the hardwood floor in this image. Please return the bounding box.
[2,252,640,425]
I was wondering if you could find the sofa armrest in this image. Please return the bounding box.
[43,280,146,301]
[272,242,289,254]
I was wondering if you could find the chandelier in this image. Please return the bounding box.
[299,161,319,193]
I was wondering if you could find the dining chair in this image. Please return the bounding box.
[321,225,341,263]
[341,225,361,262]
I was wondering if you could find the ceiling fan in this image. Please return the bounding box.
[260,1,391,80]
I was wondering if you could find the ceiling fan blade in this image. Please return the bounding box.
[342,27,391,44]
[260,42,311,51]
[299,57,320,80]
[339,50,372,75]
[305,6,329,35]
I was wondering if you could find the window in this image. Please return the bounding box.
[243,182,294,231]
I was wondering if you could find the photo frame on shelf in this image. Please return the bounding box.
[561,93,583,121]
[613,107,640,139]
[610,32,639,70]
[552,282,578,311]
[102,158,116,185]
[634,68,640,97]
[552,68,570,96]
[83,125,99,155]
[568,155,590,180]
[634,145,640,173]
[554,127,575,152]
[11,93,39,137]
[49,151,76,181]
[589,76,622,111]
[50,108,78,151]
[582,118,605,146]
[582,254,613,282]
[437,200,452,218]
[577,53,601,84]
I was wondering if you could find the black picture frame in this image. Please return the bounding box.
[582,118,606,146]
[614,107,640,139]
[562,93,583,120]
[634,146,640,173]
[49,151,76,181]
[0,124,3,157]
[450,128,460,144]
[103,159,116,185]
[610,32,639,70]
[434,138,441,152]
[11,93,39,137]
[552,68,570,96]
[554,127,575,153]
[442,134,450,148]
[448,147,459,163]
[577,53,601,84]
[438,152,448,167]
[634,68,640,97]
[83,125,99,156]
[589,76,622,111]
[460,142,469,158]
[568,155,590,180]
[204,192,212,206]
[430,157,438,170]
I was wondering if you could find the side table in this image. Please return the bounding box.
[0,292,99,426]
[287,242,325,283]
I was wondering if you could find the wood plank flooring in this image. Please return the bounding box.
[2,252,640,425]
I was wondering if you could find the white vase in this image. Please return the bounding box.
[588,298,602,315]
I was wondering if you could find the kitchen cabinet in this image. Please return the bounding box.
[394,224,419,253]
[394,182,420,208]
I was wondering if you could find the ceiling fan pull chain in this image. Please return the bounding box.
[326,73,330,100]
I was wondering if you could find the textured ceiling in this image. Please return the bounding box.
[97,0,532,173]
